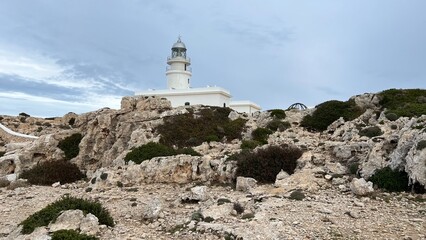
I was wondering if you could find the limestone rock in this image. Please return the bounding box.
[141,198,162,220]
[181,186,209,202]
[350,178,374,196]
[80,213,100,235]
[48,209,85,232]
[236,177,257,192]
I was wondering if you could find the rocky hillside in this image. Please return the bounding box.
[0,89,425,239]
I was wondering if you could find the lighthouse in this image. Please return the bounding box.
[135,36,261,114]
[166,37,192,89]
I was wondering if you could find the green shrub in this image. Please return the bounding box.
[158,107,247,147]
[233,202,244,214]
[252,127,273,144]
[191,211,204,221]
[348,162,359,175]
[368,167,409,192]
[205,135,220,142]
[267,119,291,131]
[124,142,200,164]
[19,112,30,117]
[0,151,5,158]
[379,89,426,117]
[100,173,108,180]
[390,125,398,130]
[301,99,363,131]
[51,229,98,240]
[20,161,85,185]
[241,213,255,219]
[68,118,76,126]
[20,195,114,234]
[217,198,232,205]
[58,133,83,160]
[417,140,426,151]
[235,144,302,183]
[176,147,202,156]
[0,179,10,188]
[359,126,383,138]
[385,112,399,121]
[289,189,305,200]
[268,109,286,119]
[241,140,261,150]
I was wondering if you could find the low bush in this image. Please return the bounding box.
[385,112,399,121]
[20,161,85,185]
[368,167,409,192]
[124,142,200,164]
[301,99,363,131]
[68,118,76,126]
[417,140,426,151]
[233,202,244,214]
[0,151,5,158]
[51,229,98,240]
[158,107,247,147]
[359,126,383,138]
[268,109,286,119]
[252,127,273,144]
[348,162,359,175]
[235,144,303,183]
[241,140,261,150]
[289,189,305,201]
[379,89,426,117]
[19,112,30,117]
[20,195,114,234]
[267,119,291,131]
[0,179,10,188]
[58,133,83,160]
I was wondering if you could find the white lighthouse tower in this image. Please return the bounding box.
[166,37,192,89]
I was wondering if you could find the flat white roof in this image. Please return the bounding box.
[229,100,261,109]
[136,86,232,98]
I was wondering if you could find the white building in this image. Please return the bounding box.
[135,37,261,114]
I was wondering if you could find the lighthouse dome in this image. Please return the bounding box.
[172,37,186,49]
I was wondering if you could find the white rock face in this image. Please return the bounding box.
[350,178,374,196]
[80,213,100,235]
[236,177,257,192]
[48,209,85,232]
[181,186,209,202]
[141,198,163,220]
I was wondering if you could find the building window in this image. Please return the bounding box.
[185,102,190,106]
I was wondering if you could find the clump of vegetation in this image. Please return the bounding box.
[251,127,273,144]
[51,229,98,240]
[0,151,5,158]
[240,140,262,150]
[289,189,305,200]
[368,167,409,192]
[124,142,201,164]
[20,161,85,185]
[233,202,244,214]
[266,119,291,132]
[217,198,232,205]
[241,213,255,219]
[157,107,247,148]
[20,195,114,234]
[58,133,83,160]
[348,162,360,175]
[359,126,383,138]
[385,112,399,121]
[19,112,30,117]
[191,211,204,221]
[268,109,286,119]
[301,99,363,131]
[100,173,108,180]
[68,118,76,126]
[235,144,303,183]
[0,179,10,188]
[417,140,426,151]
[379,89,426,117]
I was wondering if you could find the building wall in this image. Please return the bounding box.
[165,92,230,107]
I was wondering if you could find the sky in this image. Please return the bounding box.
[0,1,425,117]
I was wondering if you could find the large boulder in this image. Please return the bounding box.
[350,178,374,196]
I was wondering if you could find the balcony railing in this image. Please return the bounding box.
[166,66,192,72]
[167,56,191,62]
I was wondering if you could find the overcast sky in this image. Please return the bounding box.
[0,1,425,117]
